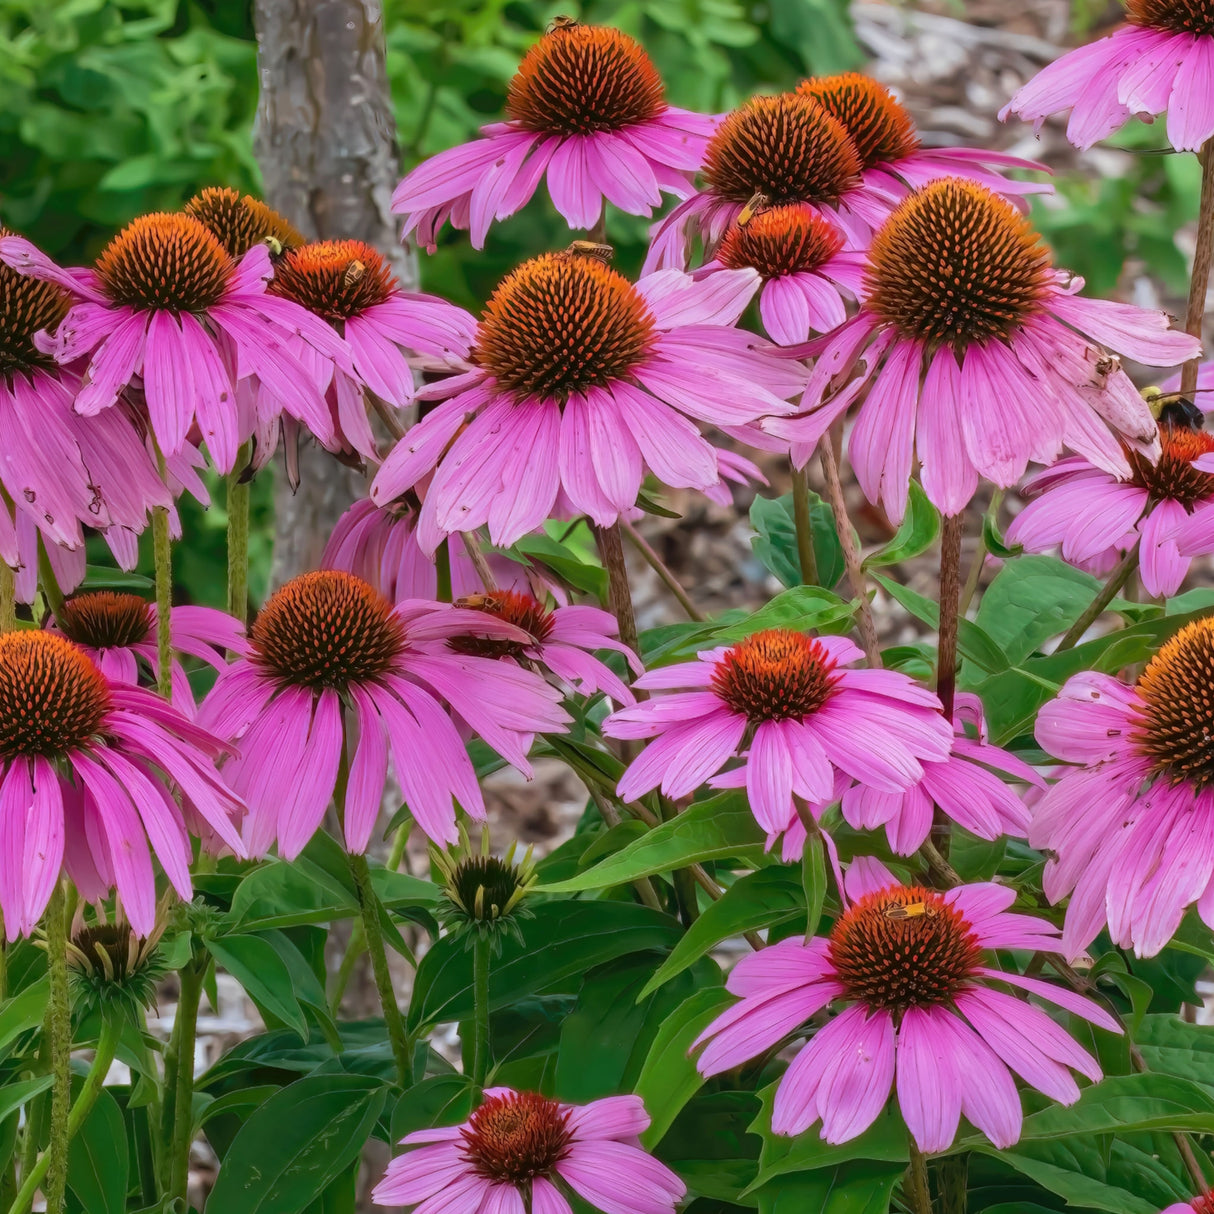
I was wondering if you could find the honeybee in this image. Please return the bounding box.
[883,901,934,920]
[561,240,614,264]
[736,192,770,227]
[548,14,579,32]
[343,259,367,288]
[1143,384,1214,431]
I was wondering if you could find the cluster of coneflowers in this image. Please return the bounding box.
[3,4,1214,1214]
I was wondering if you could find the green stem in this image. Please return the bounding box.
[471,934,490,1094]
[904,1139,934,1214]
[7,1012,122,1214]
[42,884,70,1214]
[790,463,819,586]
[328,921,366,1014]
[226,446,251,625]
[0,559,13,635]
[436,539,452,603]
[1055,541,1140,652]
[939,1153,967,1214]
[164,959,203,1208]
[36,537,66,622]
[349,852,412,1086]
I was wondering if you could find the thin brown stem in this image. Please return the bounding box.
[622,521,703,622]
[1181,138,1214,398]
[592,522,644,691]
[936,513,964,723]
[1055,541,1140,651]
[919,837,962,889]
[904,1139,934,1214]
[958,490,1001,618]
[460,531,498,593]
[367,390,408,442]
[587,789,662,911]
[817,438,881,666]
[790,463,819,585]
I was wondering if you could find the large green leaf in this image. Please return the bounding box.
[1136,1014,1214,1091]
[205,1074,388,1214]
[409,900,682,1030]
[207,934,308,1040]
[639,867,804,999]
[539,794,766,894]
[66,1087,128,1214]
[752,1162,903,1214]
[226,857,358,932]
[750,491,846,589]
[634,986,734,1147]
[0,1075,52,1126]
[0,978,48,1060]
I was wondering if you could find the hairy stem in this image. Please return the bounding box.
[593,522,644,687]
[7,1010,122,1214]
[0,559,13,635]
[151,443,173,699]
[790,463,819,585]
[622,521,703,622]
[460,532,498,592]
[1181,137,1214,397]
[904,1139,934,1214]
[471,934,491,1094]
[1055,541,1139,652]
[226,447,251,625]
[40,884,70,1214]
[166,958,203,1208]
[817,438,881,666]
[349,852,413,1086]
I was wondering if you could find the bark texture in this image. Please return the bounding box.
[252,0,416,588]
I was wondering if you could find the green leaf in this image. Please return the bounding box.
[750,492,845,589]
[863,482,940,570]
[389,1074,475,1143]
[66,1087,128,1214]
[871,573,1010,673]
[227,857,358,932]
[1136,1014,1214,1091]
[638,867,804,999]
[634,987,734,1147]
[538,794,766,893]
[207,933,308,1040]
[206,1074,388,1214]
[0,979,48,1060]
[975,555,1102,665]
[708,586,855,646]
[0,1075,52,1126]
[801,833,828,938]
[409,900,682,1030]
[752,1162,903,1214]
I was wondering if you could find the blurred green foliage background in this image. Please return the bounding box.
[0,0,1203,605]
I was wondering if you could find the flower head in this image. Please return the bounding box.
[65,900,167,1015]
[1001,0,1214,151]
[1010,422,1214,596]
[434,825,537,948]
[393,22,716,250]
[766,178,1199,522]
[694,860,1119,1152]
[371,1087,685,1214]
[51,591,240,716]
[0,631,244,939]
[603,628,952,849]
[1034,618,1214,957]
[185,186,304,258]
[199,571,569,856]
[370,253,804,548]
[1162,1196,1214,1214]
[644,91,886,272]
[800,73,1048,202]
[0,217,351,473]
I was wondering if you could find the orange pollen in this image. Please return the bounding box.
[716,204,845,279]
[864,177,1052,348]
[703,93,864,208]
[184,187,304,259]
[250,570,405,691]
[712,629,839,722]
[0,632,111,759]
[55,592,153,650]
[797,73,920,168]
[1125,426,1214,507]
[1126,0,1214,36]
[1133,616,1214,789]
[0,226,69,378]
[506,23,665,135]
[828,885,983,1012]
[448,591,554,660]
[474,253,656,402]
[460,1091,572,1183]
[268,240,394,320]
[94,213,234,313]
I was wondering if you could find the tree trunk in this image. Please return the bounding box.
[252,0,417,588]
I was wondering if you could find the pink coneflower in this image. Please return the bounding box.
[799,73,1049,205]
[371,1087,685,1214]
[393,22,715,252]
[694,860,1119,1151]
[260,239,477,460]
[199,571,569,856]
[697,204,865,344]
[449,590,640,706]
[49,591,240,716]
[1009,425,1214,596]
[643,91,883,272]
[370,253,804,549]
[1000,0,1214,152]
[1033,618,1214,957]
[1161,1197,1214,1214]
[0,631,244,939]
[765,178,1200,522]
[0,215,349,473]
[603,629,952,844]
